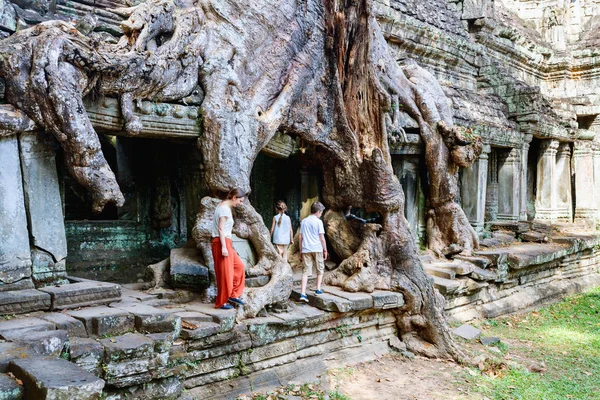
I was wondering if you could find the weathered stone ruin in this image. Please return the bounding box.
[0,0,599,398]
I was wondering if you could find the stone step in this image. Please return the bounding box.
[9,357,104,399]
[290,289,353,312]
[2,329,68,357]
[371,290,405,309]
[452,255,491,269]
[321,285,374,310]
[423,266,456,280]
[180,321,221,340]
[429,261,474,276]
[183,303,236,333]
[432,276,462,295]
[0,289,51,315]
[110,303,181,334]
[67,306,135,337]
[69,337,104,376]
[0,317,54,340]
[469,267,498,281]
[38,281,121,310]
[40,312,88,337]
[0,372,23,400]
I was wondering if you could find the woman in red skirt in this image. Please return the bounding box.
[211,188,246,309]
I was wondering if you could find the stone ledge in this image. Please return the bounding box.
[0,289,51,315]
[38,281,121,310]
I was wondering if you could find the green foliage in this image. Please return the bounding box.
[468,287,600,400]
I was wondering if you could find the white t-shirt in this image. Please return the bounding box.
[272,213,292,245]
[211,204,233,238]
[300,214,325,253]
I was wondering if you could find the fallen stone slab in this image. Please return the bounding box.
[290,290,353,312]
[110,303,181,334]
[0,290,51,315]
[169,248,210,291]
[321,285,373,310]
[0,318,54,340]
[69,337,104,376]
[453,255,491,269]
[424,266,456,280]
[452,324,481,340]
[433,276,461,295]
[469,267,498,282]
[2,330,68,357]
[10,357,104,400]
[40,312,87,337]
[0,373,23,400]
[180,321,221,340]
[480,336,501,346]
[67,306,134,337]
[371,291,405,309]
[389,336,406,352]
[39,281,121,310]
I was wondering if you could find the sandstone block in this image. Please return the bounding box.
[0,279,34,293]
[0,290,51,315]
[9,358,104,400]
[169,248,209,291]
[0,318,54,340]
[102,376,181,400]
[40,313,87,337]
[424,266,456,280]
[452,324,481,340]
[2,329,68,357]
[469,267,498,281]
[183,303,235,332]
[290,290,352,312]
[371,291,405,309]
[111,303,181,334]
[433,276,461,295]
[67,306,134,337]
[180,321,221,340]
[0,373,22,400]
[39,281,121,310]
[100,333,154,362]
[69,337,104,376]
[321,285,373,310]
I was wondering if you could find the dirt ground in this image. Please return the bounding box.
[327,353,482,400]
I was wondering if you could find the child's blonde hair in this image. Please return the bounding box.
[276,200,287,226]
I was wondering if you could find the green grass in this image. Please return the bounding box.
[468,287,600,400]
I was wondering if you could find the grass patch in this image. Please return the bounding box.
[468,286,600,400]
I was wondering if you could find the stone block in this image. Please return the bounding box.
[102,376,181,400]
[146,332,175,354]
[39,281,121,310]
[174,311,214,325]
[0,290,51,315]
[180,322,221,340]
[0,318,54,340]
[480,336,501,346]
[389,336,406,352]
[40,313,87,337]
[469,267,498,281]
[520,231,548,243]
[2,329,68,357]
[100,333,154,362]
[111,304,181,334]
[436,261,475,276]
[433,276,461,295]
[67,306,135,337]
[452,324,481,340]
[10,358,104,400]
[0,342,34,373]
[69,337,104,376]
[290,290,352,312]
[30,250,66,286]
[0,265,31,286]
[321,285,374,310]
[0,373,22,400]
[371,291,405,309]
[424,266,456,280]
[453,255,491,269]
[0,279,34,293]
[169,248,209,291]
[183,303,235,332]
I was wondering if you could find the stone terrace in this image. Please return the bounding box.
[0,281,403,400]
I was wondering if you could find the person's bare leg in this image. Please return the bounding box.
[316,274,323,291]
[301,275,308,295]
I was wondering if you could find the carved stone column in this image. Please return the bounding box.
[485,148,498,221]
[535,139,559,220]
[573,140,596,222]
[520,135,533,221]
[19,132,68,285]
[461,145,490,233]
[497,147,520,221]
[555,142,572,221]
[0,136,33,290]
